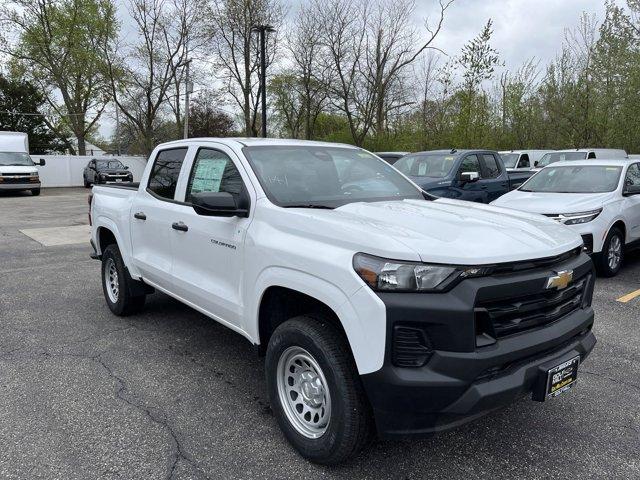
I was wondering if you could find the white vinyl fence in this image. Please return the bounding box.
[35,155,148,187]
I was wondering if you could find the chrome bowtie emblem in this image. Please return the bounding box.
[546,270,573,290]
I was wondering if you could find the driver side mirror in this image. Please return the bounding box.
[37,158,46,166]
[460,172,480,183]
[124,165,129,170]
[623,184,640,196]
[190,191,249,217]
[534,161,539,167]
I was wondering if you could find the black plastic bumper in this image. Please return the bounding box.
[360,252,596,439]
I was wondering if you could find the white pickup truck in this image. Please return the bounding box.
[89,138,597,464]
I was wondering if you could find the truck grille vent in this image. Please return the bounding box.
[392,326,433,368]
[475,274,590,338]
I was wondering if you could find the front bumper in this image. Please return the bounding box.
[360,252,596,439]
[0,182,40,190]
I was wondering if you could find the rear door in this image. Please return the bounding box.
[479,153,509,202]
[169,145,254,331]
[130,147,190,289]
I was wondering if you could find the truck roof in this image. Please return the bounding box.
[157,137,358,149]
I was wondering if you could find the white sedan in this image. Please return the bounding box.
[492,159,640,276]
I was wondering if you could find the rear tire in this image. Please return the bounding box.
[101,244,146,316]
[31,188,40,196]
[265,316,374,465]
[597,227,624,277]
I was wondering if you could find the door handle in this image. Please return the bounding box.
[134,212,146,220]
[172,221,189,232]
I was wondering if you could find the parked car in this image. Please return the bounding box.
[83,158,133,187]
[533,148,628,171]
[499,150,554,171]
[374,151,409,165]
[393,149,532,202]
[90,138,596,464]
[0,131,45,196]
[492,159,640,276]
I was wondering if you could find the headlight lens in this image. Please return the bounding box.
[562,209,602,225]
[353,253,489,292]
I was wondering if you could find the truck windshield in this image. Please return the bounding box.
[0,152,34,166]
[537,152,586,168]
[243,146,424,208]
[96,160,125,169]
[500,153,519,168]
[393,153,455,178]
[520,166,622,193]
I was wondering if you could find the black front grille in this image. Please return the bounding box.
[1,174,34,184]
[475,274,590,338]
[392,326,433,367]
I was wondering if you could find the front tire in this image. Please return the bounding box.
[31,188,40,196]
[266,316,373,465]
[101,244,146,316]
[597,227,624,277]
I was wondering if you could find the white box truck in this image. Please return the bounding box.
[0,132,46,195]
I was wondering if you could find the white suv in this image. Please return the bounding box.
[492,159,640,276]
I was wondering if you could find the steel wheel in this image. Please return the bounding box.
[608,234,622,270]
[276,346,331,439]
[104,257,119,303]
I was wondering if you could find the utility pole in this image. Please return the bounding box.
[252,24,275,138]
[183,37,193,140]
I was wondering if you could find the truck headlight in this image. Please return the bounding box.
[353,253,489,292]
[562,209,602,225]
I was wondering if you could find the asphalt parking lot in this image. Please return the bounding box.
[0,187,638,479]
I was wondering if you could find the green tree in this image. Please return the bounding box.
[0,0,118,155]
[0,75,67,153]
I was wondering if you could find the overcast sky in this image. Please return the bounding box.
[101,0,611,137]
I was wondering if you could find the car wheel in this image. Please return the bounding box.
[266,316,374,465]
[597,227,624,277]
[31,188,41,196]
[101,244,146,316]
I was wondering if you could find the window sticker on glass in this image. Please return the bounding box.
[191,158,228,194]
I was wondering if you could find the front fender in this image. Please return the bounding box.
[251,267,386,375]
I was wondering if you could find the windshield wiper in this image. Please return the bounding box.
[283,204,334,209]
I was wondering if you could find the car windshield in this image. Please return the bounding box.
[0,152,34,166]
[96,160,125,169]
[500,153,519,168]
[520,165,622,193]
[537,152,586,168]
[242,146,424,208]
[393,153,456,178]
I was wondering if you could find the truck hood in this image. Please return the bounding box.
[280,198,582,265]
[408,176,450,190]
[491,190,614,214]
[0,165,38,174]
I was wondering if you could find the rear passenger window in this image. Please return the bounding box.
[481,154,501,178]
[588,152,596,159]
[519,154,530,168]
[147,148,188,200]
[186,148,244,203]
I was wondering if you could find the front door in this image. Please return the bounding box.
[623,162,640,242]
[170,146,253,330]
[453,154,487,202]
[130,147,189,289]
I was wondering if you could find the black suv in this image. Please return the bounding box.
[83,159,132,187]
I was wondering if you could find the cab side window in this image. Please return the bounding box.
[625,163,640,186]
[147,148,188,200]
[458,155,481,177]
[588,152,596,159]
[518,154,530,168]
[186,148,244,203]
[480,154,501,178]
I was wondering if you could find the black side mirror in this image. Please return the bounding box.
[37,158,46,166]
[124,165,129,170]
[623,184,640,196]
[460,172,480,183]
[534,161,539,167]
[191,191,249,217]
